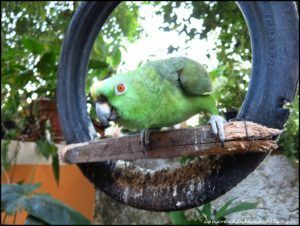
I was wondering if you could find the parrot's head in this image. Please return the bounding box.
[90,66,162,129]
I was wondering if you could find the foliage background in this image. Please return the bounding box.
[2,1,298,162]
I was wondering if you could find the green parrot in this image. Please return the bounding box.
[90,57,226,149]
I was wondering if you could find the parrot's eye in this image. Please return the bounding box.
[115,83,126,95]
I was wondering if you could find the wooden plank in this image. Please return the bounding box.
[59,121,283,163]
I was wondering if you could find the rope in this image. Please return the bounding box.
[228,118,254,152]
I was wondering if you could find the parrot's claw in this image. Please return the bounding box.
[209,115,227,148]
[141,129,151,151]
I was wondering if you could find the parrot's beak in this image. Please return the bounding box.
[91,81,117,127]
[95,97,117,128]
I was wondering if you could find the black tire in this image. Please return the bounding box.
[57,2,299,211]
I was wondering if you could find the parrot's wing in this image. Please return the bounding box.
[146,57,212,96]
[145,59,179,87]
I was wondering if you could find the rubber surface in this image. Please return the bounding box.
[57,2,299,211]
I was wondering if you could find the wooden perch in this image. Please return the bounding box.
[59,121,283,163]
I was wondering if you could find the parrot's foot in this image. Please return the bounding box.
[140,129,152,151]
[140,128,160,151]
[209,115,227,148]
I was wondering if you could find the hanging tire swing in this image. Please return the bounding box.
[57,2,299,211]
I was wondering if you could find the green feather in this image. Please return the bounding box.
[147,57,212,95]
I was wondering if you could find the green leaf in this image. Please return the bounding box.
[1,183,91,225]
[93,35,107,59]
[215,198,237,220]
[168,211,190,225]
[22,37,45,54]
[209,65,227,81]
[27,194,91,225]
[111,47,122,67]
[1,48,24,62]
[25,215,47,225]
[88,59,109,69]
[36,139,57,159]
[1,140,11,170]
[2,93,20,118]
[113,3,141,41]
[1,183,41,214]
[220,201,258,218]
[51,153,60,186]
[36,139,60,183]
[199,203,212,220]
[36,51,56,76]
[16,70,35,89]
[179,156,195,165]
[214,198,258,220]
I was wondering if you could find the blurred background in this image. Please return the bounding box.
[1,1,298,225]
